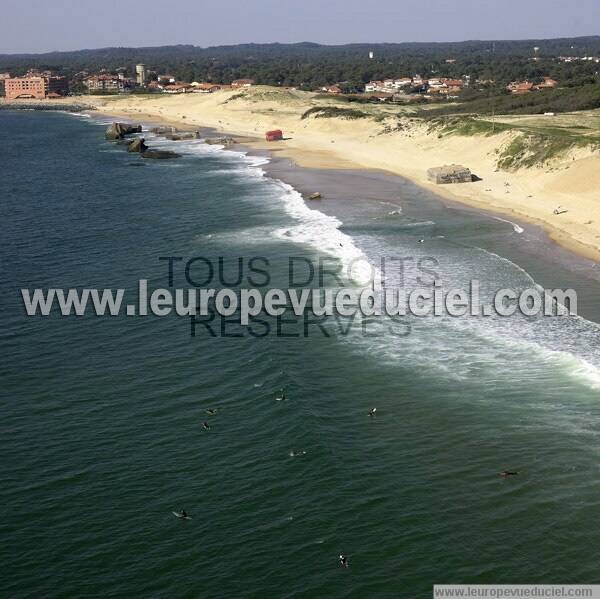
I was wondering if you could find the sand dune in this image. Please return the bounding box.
[69,88,600,261]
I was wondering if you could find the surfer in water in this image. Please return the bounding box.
[202,421,211,430]
[206,408,217,416]
[290,450,306,457]
[181,509,188,518]
[276,388,287,401]
[499,470,518,477]
[418,239,425,244]
[339,554,349,568]
[368,408,377,417]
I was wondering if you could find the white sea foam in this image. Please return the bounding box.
[494,216,525,234]
[395,220,436,228]
[146,129,376,285]
[151,131,600,392]
[204,168,266,178]
[474,246,536,285]
[81,113,600,391]
[270,180,376,285]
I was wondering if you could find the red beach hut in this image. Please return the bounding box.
[265,129,283,141]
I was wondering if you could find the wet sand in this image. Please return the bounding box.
[88,111,600,323]
[59,90,600,265]
[261,154,600,323]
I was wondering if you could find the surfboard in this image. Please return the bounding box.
[172,511,192,520]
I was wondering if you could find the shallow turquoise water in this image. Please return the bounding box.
[2,111,600,598]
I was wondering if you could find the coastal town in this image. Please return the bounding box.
[0,59,576,103]
[1,40,598,257]
[0,66,259,100]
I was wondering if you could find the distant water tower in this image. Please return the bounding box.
[135,64,147,85]
[369,50,374,59]
[533,46,540,60]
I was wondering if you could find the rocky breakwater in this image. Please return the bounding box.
[105,122,143,140]
[204,136,236,146]
[148,127,237,147]
[126,138,148,153]
[0,100,95,112]
[104,123,181,159]
[149,127,201,142]
[164,132,200,141]
[140,148,181,160]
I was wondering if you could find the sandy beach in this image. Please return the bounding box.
[22,88,600,262]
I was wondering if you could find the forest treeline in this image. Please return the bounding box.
[1,38,599,90]
[2,39,600,114]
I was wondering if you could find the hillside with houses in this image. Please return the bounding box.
[1,37,599,112]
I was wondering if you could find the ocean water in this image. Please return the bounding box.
[2,110,600,598]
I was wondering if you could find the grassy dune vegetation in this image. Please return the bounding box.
[258,88,600,170]
[420,111,600,169]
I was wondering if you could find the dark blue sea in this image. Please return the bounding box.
[2,110,600,598]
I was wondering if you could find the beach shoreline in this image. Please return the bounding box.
[75,91,600,265]
[7,92,598,265]
[63,100,600,309]
[5,105,600,599]
[101,105,600,305]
